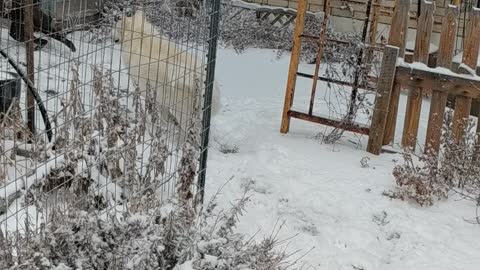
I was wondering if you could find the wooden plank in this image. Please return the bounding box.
[452,9,480,143]
[412,1,435,64]
[383,0,410,145]
[387,0,410,57]
[382,83,401,145]
[365,0,382,71]
[401,0,435,150]
[25,0,35,137]
[367,45,399,155]
[436,6,459,68]
[297,72,356,87]
[425,5,459,155]
[288,110,370,135]
[308,0,331,116]
[394,65,480,98]
[280,0,307,133]
[452,95,472,140]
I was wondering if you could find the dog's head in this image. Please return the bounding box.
[113,10,147,43]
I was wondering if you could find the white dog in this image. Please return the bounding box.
[115,10,220,140]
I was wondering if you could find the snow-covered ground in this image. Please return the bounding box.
[1,25,480,269]
[205,48,480,270]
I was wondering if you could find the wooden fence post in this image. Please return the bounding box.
[401,0,435,150]
[280,0,308,134]
[365,0,382,69]
[24,0,35,138]
[452,9,480,142]
[367,45,399,155]
[280,0,308,133]
[425,5,458,155]
[382,0,410,145]
[308,0,331,116]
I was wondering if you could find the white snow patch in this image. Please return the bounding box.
[205,48,480,269]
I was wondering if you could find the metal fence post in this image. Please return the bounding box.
[198,0,221,204]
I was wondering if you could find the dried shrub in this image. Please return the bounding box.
[1,182,297,270]
[387,111,480,207]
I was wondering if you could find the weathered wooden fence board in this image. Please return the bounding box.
[367,45,399,155]
[425,5,459,154]
[452,9,480,142]
[382,0,410,146]
[401,0,435,150]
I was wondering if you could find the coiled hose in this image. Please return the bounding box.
[0,48,53,142]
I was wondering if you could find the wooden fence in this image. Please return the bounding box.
[366,0,480,155]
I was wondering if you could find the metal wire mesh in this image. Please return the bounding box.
[0,0,218,254]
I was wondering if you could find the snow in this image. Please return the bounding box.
[205,48,480,269]
[398,58,480,81]
[405,40,438,55]
[453,51,480,70]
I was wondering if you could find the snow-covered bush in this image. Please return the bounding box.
[220,1,326,63]
[1,182,293,270]
[388,110,480,207]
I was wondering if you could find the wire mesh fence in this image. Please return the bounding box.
[0,0,219,261]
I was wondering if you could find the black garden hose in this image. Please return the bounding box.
[0,48,53,142]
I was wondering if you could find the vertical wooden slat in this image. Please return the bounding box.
[280,0,307,133]
[308,0,331,116]
[25,0,35,138]
[367,45,399,155]
[369,0,381,48]
[365,0,382,70]
[425,5,459,155]
[382,0,410,145]
[452,9,480,142]
[386,0,410,57]
[401,0,435,150]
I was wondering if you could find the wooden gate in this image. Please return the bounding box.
[279,0,381,136]
[366,1,480,155]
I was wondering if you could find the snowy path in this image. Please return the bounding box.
[205,49,480,270]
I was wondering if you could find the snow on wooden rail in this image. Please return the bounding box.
[395,60,480,98]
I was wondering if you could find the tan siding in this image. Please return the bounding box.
[244,0,452,34]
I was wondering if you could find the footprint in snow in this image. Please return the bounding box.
[240,177,272,195]
[372,211,390,226]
